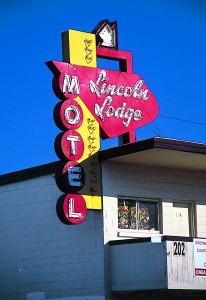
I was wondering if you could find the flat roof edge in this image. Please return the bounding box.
[0,161,60,186]
[1,138,206,186]
[99,137,206,161]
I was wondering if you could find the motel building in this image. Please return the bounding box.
[1,20,206,300]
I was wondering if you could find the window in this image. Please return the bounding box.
[118,198,159,230]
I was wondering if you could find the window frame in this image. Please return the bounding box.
[117,196,162,234]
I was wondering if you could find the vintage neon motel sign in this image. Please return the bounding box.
[50,62,157,138]
[46,19,158,225]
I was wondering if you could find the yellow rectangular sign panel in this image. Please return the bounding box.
[80,153,102,210]
[61,30,101,210]
[75,96,101,210]
[84,195,102,210]
[75,96,100,163]
[63,29,97,67]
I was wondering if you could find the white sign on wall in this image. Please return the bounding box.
[193,238,206,276]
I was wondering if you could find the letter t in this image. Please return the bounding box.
[66,135,80,155]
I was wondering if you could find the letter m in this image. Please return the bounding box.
[62,75,80,95]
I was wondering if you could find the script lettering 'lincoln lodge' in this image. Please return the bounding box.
[62,70,152,128]
[89,70,150,100]
[94,96,142,128]
[62,70,150,100]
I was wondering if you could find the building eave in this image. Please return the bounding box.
[1,137,206,186]
[99,137,206,171]
[0,161,61,186]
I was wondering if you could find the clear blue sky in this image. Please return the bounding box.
[1,0,206,174]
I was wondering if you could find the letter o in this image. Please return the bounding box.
[59,99,83,130]
[123,87,133,98]
[65,105,80,125]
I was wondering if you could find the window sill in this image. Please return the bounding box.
[117,230,161,238]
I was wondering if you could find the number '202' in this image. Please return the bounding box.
[173,241,186,256]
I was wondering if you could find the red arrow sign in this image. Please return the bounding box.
[47,61,158,138]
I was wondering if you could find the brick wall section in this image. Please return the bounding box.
[0,174,105,300]
[102,161,206,244]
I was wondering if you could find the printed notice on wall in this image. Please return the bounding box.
[193,238,206,276]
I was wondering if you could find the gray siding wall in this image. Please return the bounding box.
[0,174,105,300]
[102,161,206,243]
[109,241,167,291]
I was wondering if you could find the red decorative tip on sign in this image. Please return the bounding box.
[92,19,118,50]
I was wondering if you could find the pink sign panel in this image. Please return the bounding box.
[56,193,87,225]
[47,61,159,138]
[55,161,85,194]
[54,98,83,131]
[55,130,84,161]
